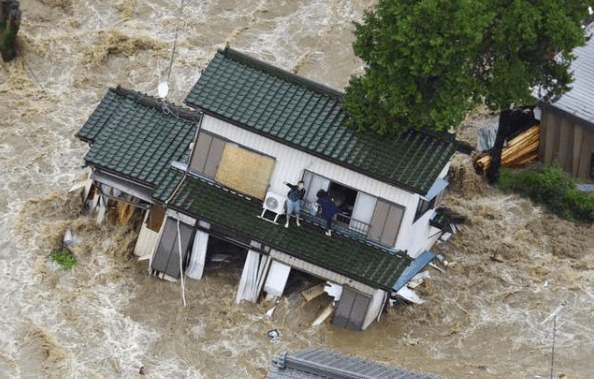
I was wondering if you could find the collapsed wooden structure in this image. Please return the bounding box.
[473,124,540,174]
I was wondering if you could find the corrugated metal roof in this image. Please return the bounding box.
[153,171,413,290]
[185,48,457,195]
[76,87,200,187]
[266,348,447,379]
[541,26,594,128]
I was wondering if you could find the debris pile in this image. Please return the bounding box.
[474,123,540,174]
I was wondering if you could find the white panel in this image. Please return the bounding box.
[236,250,260,304]
[362,289,387,330]
[351,192,377,227]
[263,260,291,298]
[425,178,448,201]
[133,223,159,257]
[186,230,209,280]
[165,209,196,226]
[302,171,331,211]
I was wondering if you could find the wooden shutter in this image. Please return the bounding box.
[215,143,275,200]
[332,287,371,330]
[189,133,225,178]
[367,199,404,246]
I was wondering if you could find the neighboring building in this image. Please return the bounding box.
[76,48,458,330]
[75,86,200,228]
[266,348,446,379]
[538,24,594,181]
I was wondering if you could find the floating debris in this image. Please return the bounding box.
[267,329,279,344]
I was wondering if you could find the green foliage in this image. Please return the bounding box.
[497,162,594,222]
[47,249,78,271]
[344,0,590,134]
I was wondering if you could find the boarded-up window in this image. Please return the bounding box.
[189,133,225,177]
[147,204,166,232]
[332,287,371,330]
[151,218,194,278]
[367,199,404,246]
[215,144,275,199]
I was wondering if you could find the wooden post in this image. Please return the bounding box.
[1,0,20,62]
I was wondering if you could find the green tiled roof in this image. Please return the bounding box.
[185,48,457,195]
[154,171,413,289]
[77,87,200,187]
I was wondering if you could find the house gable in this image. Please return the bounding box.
[185,48,457,195]
[539,25,594,133]
[76,86,200,187]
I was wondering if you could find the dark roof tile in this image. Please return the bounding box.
[153,171,412,289]
[185,48,457,194]
[76,87,200,187]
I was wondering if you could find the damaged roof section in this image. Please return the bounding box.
[153,170,413,290]
[185,48,457,195]
[77,86,201,187]
[267,348,446,379]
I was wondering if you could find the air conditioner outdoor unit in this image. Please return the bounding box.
[258,191,286,224]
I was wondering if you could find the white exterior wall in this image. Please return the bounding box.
[399,161,452,258]
[201,115,447,257]
[269,249,377,296]
[362,289,388,330]
[134,223,160,257]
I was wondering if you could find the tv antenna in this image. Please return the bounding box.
[540,300,568,379]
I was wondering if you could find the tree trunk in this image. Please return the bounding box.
[486,110,509,184]
[486,106,536,184]
[1,0,21,62]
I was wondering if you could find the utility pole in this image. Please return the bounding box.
[550,315,557,379]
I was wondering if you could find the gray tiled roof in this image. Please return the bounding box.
[266,348,447,379]
[185,48,457,195]
[76,87,200,187]
[540,25,594,129]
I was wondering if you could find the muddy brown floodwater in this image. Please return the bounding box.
[1,1,593,378]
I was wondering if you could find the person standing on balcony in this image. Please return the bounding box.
[316,190,338,236]
[284,181,306,228]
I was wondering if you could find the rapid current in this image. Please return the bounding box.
[1,0,593,378]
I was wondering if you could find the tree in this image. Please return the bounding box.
[0,0,20,62]
[343,0,590,135]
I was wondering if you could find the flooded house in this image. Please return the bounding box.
[75,48,457,330]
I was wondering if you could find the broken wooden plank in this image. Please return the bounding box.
[473,124,540,174]
[312,301,335,327]
[301,283,326,302]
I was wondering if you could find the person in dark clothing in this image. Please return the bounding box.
[284,181,306,228]
[316,190,338,236]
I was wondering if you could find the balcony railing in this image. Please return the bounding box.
[300,201,370,240]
